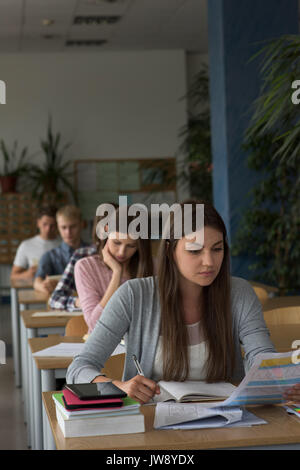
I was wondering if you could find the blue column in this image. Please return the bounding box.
[207,0,298,279]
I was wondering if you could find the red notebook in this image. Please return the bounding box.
[62,388,124,411]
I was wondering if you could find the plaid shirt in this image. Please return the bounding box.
[48,245,97,311]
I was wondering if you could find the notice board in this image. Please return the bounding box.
[74,158,177,230]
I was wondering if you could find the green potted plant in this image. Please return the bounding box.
[178,64,213,201]
[244,35,300,167]
[0,139,31,193]
[28,116,77,204]
[232,35,300,295]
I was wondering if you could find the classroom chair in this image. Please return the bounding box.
[101,354,125,382]
[263,305,300,327]
[252,286,269,307]
[65,315,88,338]
[249,281,279,295]
[65,315,125,380]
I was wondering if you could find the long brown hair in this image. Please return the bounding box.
[97,206,154,278]
[157,200,235,382]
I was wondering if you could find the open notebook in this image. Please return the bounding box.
[153,380,236,403]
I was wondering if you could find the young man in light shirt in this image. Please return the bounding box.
[10,206,60,282]
[33,205,88,295]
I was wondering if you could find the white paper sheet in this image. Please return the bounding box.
[31,310,83,317]
[153,402,243,429]
[157,408,267,430]
[33,342,125,358]
[33,343,85,357]
[220,351,300,407]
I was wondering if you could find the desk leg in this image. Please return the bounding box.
[10,287,21,387]
[27,328,37,450]
[32,357,42,450]
[41,370,56,450]
[19,303,26,406]
[20,314,29,447]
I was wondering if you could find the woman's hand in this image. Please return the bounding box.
[113,376,160,405]
[102,243,123,274]
[283,383,300,403]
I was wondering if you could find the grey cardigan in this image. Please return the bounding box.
[66,276,276,385]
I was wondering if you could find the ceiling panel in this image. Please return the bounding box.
[0,36,20,52]
[0,0,208,52]
[25,0,77,10]
[20,35,65,52]
[75,0,133,16]
[162,0,207,34]
[115,0,186,34]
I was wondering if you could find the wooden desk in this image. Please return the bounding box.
[21,309,74,332]
[20,309,80,449]
[18,289,49,306]
[11,278,34,289]
[269,324,300,352]
[28,335,84,450]
[264,296,300,312]
[10,280,34,388]
[17,289,48,393]
[42,392,300,450]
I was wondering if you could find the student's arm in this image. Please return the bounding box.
[97,243,123,309]
[33,252,56,294]
[10,265,37,281]
[33,276,57,295]
[74,255,123,332]
[236,279,276,368]
[66,282,159,404]
[10,242,36,281]
[48,256,79,311]
[92,374,159,405]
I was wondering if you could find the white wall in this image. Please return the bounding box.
[0,50,187,165]
[0,49,188,287]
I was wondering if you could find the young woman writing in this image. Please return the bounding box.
[67,200,300,404]
[74,206,154,333]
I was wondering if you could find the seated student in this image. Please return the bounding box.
[73,206,154,333]
[48,205,118,311]
[66,200,300,404]
[10,205,60,282]
[34,205,88,295]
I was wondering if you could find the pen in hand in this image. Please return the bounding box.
[132,354,144,376]
[132,354,159,402]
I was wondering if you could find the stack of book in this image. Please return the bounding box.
[52,389,145,438]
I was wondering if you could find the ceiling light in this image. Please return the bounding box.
[66,39,107,46]
[42,19,55,26]
[42,34,60,40]
[84,0,123,4]
[73,15,121,25]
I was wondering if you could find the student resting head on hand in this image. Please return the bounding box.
[66,200,300,404]
[74,205,154,333]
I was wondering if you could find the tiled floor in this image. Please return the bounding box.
[0,356,28,450]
